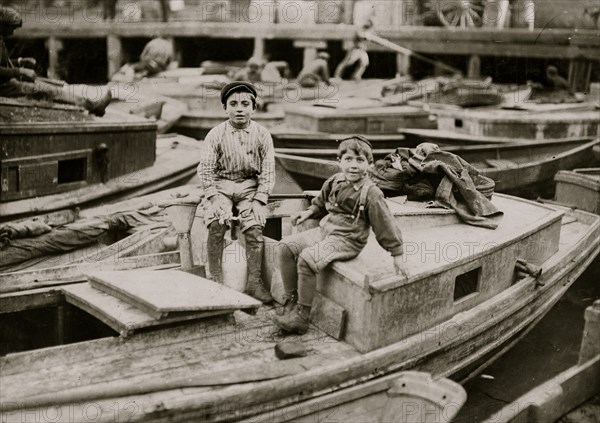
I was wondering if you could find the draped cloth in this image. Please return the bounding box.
[0,210,167,270]
[369,143,503,229]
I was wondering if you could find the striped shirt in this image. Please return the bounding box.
[197,120,275,204]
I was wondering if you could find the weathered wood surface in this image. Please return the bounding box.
[0,135,200,220]
[62,283,231,336]
[13,23,600,60]
[1,198,598,422]
[401,128,596,145]
[283,103,433,134]
[87,269,261,317]
[433,104,599,140]
[555,168,600,215]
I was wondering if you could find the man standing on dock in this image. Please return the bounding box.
[0,6,112,116]
[333,32,369,81]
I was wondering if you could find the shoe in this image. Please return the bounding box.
[275,292,297,316]
[246,280,274,304]
[272,305,309,335]
[86,90,112,117]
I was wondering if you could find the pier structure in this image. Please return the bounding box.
[7,1,600,87]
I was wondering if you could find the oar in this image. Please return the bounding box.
[362,31,462,76]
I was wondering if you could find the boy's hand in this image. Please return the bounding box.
[251,201,267,226]
[393,255,408,278]
[291,210,313,226]
[209,195,232,223]
[18,57,37,69]
[18,68,36,82]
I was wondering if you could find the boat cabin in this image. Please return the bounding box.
[291,194,563,352]
[0,100,157,203]
[433,105,600,140]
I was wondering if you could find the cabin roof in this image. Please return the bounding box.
[330,194,564,292]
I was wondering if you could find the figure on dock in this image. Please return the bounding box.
[260,58,291,84]
[333,33,370,81]
[0,6,112,116]
[297,51,331,88]
[197,81,275,304]
[545,65,571,92]
[527,65,578,104]
[131,36,174,77]
[231,57,264,83]
[271,135,405,334]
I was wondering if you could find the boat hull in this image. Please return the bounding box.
[275,138,600,194]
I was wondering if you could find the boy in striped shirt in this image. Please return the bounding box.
[197,81,275,303]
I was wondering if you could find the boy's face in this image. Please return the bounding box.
[224,91,256,128]
[339,150,370,183]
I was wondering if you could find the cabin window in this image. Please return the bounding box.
[454,119,463,128]
[57,158,87,184]
[453,267,480,301]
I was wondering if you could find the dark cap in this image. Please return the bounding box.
[0,6,23,27]
[338,134,372,149]
[220,81,258,105]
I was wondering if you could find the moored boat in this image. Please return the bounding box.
[480,300,600,423]
[0,98,202,221]
[554,168,600,214]
[1,185,599,422]
[275,138,600,193]
[403,101,599,145]
[69,83,188,134]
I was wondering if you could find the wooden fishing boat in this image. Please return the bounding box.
[401,128,596,147]
[70,83,188,134]
[275,138,600,193]
[175,106,286,140]
[0,98,201,221]
[282,101,435,135]
[403,101,599,144]
[481,300,600,423]
[554,168,600,214]
[1,186,599,422]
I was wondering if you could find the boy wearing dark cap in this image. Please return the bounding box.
[272,135,405,334]
[197,81,275,303]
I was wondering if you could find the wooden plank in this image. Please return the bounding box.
[0,251,180,294]
[3,350,357,411]
[87,269,261,316]
[310,293,346,340]
[0,287,64,314]
[62,283,231,336]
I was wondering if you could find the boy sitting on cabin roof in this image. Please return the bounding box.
[197,81,275,304]
[271,135,405,334]
[0,6,112,116]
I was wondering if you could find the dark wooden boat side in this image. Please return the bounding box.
[401,128,596,146]
[0,133,200,221]
[275,138,600,192]
[554,168,600,214]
